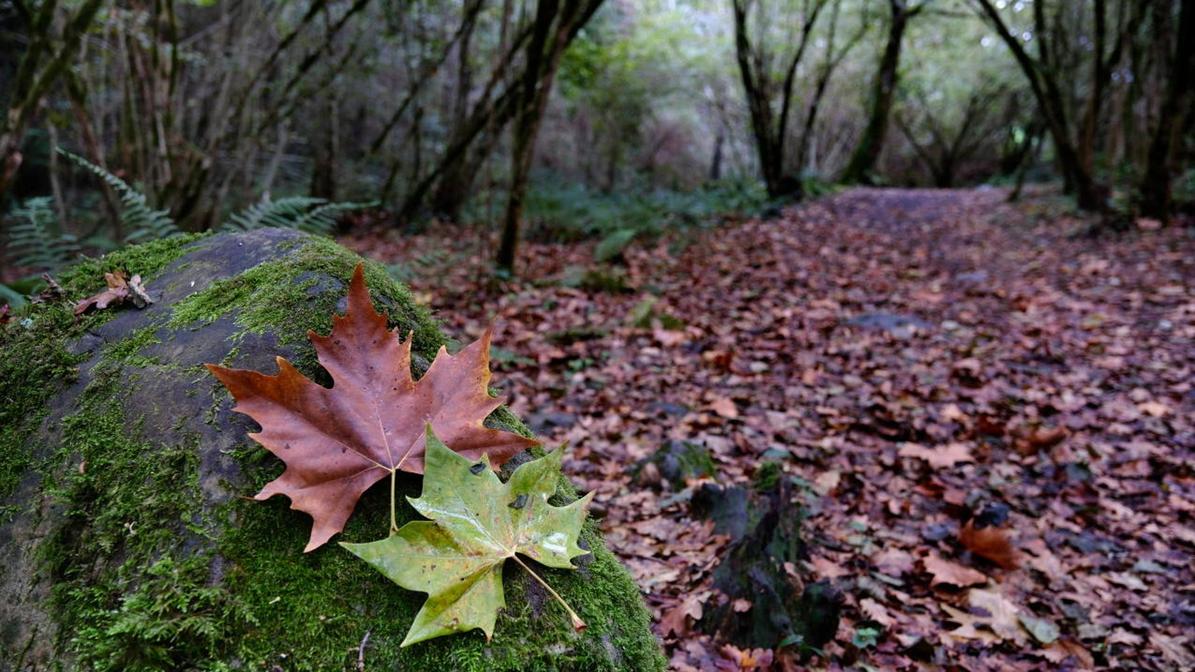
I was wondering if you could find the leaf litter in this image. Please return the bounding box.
[346,187,1194,670]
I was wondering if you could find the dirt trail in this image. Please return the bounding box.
[345,187,1195,670]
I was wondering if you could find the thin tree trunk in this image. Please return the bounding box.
[841,0,914,184]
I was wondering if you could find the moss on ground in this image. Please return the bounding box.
[2,231,665,671]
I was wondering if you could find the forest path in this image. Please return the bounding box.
[345,186,1195,670]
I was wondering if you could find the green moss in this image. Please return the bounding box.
[0,306,83,514]
[0,233,203,514]
[56,234,206,297]
[215,466,662,671]
[100,326,163,367]
[27,361,255,671]
[67,556,255,672]
[169,235,443,357]
[8,231,664,671]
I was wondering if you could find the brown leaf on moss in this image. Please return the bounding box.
[960,519,1020,570]
[73,270,153,316]
[207,263,537,551]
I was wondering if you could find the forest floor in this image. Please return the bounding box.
[344,187,1195,671]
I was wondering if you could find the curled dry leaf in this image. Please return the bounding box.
[207,264,537,551]
[74,270,153,316]
[960,519,1020,570]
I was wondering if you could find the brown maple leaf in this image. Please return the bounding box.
[207,263,537,551]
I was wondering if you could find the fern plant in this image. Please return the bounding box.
[223,196,377,235]
[60,149,182,244]
[49,148,373,248]
[4,196,80,271]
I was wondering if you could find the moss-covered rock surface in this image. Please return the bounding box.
[0,229,665,672]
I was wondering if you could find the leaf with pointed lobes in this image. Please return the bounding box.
[206,263,537,552]
[342,428,593,647]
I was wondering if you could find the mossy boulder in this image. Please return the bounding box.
[0,229,664,671]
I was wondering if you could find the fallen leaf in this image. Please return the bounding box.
[341,430,592,646]
[923,554,988,588]
[207,264,536,551]
[811,555,850,580]
[813,469,841,495]
[1026,425,1069,451]
[73,270,153,316]
[898,441,974,468]
[1041,638,1094,668]
[859,597,895,628]
[660,593,705,637]
[1149,632,1195,668]
[944,587,1030,646]
[1137,401,1169,417]
[708,396,739,419]
[715,645,773,671]
[1018,612,1060,644]
[960,519,1019,569]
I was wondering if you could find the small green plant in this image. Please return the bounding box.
[5,196,80,271]
[61,150,182,244]
[59,148,373,245]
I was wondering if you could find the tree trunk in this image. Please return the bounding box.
[496,0,605,274]
[1139,0,1194,220]
[709,130,724,182]
[973,0,1106,212]
[841,0,911,184]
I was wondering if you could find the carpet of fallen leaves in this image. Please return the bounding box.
[344,187,1195,671]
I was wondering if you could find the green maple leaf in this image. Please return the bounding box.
[342,427,594,646]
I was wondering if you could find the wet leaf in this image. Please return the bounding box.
[207,264,536,551]
[341,429,592,646]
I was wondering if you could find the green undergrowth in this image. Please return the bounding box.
[4,231,664,671]
[473,177,768,245]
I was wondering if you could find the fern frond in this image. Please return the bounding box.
[222,196,326,232]
[222,196,375,235]
[59,149,181,243]
[291,200,376,234]
[4,197,79,271]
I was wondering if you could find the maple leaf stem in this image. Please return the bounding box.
[511,554,586,632]
[389,468,398,534]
